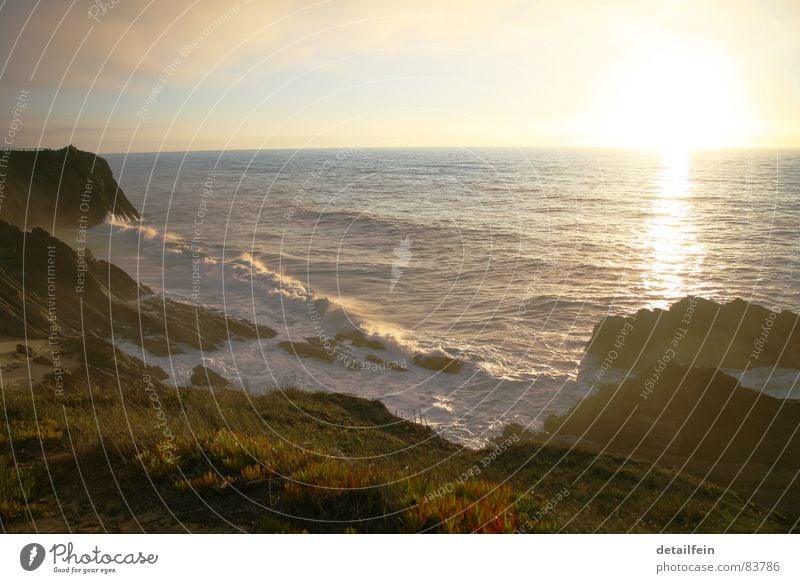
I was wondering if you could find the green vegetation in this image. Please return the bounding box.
[1,337,790,533]
[0,455,40,521]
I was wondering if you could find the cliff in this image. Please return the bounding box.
[0,145,139,230]
[0,219,275,355]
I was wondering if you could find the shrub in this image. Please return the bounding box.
[0,455,39,520]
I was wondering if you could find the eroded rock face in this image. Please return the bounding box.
[0,145,140,230]
[587,296,800,371]
[0,220,275,355]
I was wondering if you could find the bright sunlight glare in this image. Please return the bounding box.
[603,42,752,151]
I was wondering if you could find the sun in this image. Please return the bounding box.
[602,42,751,151]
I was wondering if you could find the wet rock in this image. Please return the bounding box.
[335,329,385,350]
[278,340,335,363]
[0,219,276,355]
[413,353,462,374]
[366,354,407,372]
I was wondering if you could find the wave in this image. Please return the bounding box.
[96,216,469,370]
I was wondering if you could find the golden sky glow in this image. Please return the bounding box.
[0,0,798,152]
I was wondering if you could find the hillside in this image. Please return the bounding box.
[1,334,788,533]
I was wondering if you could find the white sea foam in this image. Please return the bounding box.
[91,148,800,445]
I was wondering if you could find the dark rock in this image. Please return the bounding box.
[32,355,53,366]
[136,296,277,354]
[0,220,276,355]
[586,296,800,371]
[141,336,177,357]
[366,354,407,372]
[335,329,385,350]
[278,340,335,363]
[15,343,34,357]
[413,353,462,374]
[190,365,229,388]
[0,145,139,230]
[145,364,170,381]
[546,352,800,523]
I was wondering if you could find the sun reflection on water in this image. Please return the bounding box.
[641,149,705,308]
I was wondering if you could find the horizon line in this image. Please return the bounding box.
[9,143,800,156]
[104,143,800,156]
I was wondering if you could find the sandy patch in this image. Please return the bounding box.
[0,336,80,390]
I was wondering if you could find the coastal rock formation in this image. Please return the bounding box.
[587,296,800,371]
[278,339,336,363]
[413,353,462,374]
[545,296,800,523]
[335,329,386,350]
[0,219,275,356]
[0,145,140,230]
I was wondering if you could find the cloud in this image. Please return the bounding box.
[0,0,798,151]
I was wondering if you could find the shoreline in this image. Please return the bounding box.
[1,146,798,532]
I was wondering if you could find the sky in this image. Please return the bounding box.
[1,0,799,153]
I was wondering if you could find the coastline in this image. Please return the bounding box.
[1,146,798,533]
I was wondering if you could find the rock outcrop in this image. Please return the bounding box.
[0,219,275,355]
[543,296,800,523]
[587,296,800,371]
[0,145,139,230]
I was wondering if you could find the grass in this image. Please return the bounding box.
[0,454,40,521]
[0,338,792,533]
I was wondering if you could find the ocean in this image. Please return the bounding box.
[76,147,800,446]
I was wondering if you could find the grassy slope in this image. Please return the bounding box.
[1,340,789,534]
